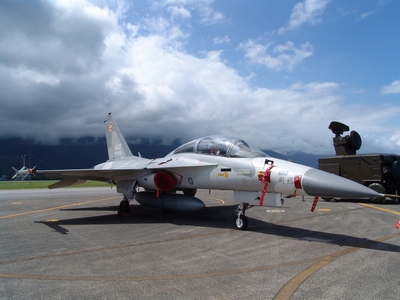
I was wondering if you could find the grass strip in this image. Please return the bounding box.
[0,180,111,190]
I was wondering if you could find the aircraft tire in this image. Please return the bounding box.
[119,200,130,214]
[235,215,248,230]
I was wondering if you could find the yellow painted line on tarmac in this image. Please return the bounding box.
[0,256,321,282]
[359,203,400,215]
[205,197,225,205]
[275,203,400,299]
[275,231,400,300]
[317,208,331,212]
[0,196,119,219]
[2,232,400,284]
[0,229,234,266]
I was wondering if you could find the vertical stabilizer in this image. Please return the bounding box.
[104,113,133,160]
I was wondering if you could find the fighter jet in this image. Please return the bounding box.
[38,113,384,230]
[12,155,36,180]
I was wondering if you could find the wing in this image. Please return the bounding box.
[39,157,217,189]
[39,169,125,189]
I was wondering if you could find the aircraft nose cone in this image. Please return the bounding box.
[302,168,384,198]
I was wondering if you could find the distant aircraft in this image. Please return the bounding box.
[37,113,384,230]
[12,155,36,180]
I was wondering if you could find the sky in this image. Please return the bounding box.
[1,0,399,156]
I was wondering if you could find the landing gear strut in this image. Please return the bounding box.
[235,202,250,230]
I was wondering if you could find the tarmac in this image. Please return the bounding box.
[1,187,400,300]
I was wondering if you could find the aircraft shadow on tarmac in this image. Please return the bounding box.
[33,204,400,253]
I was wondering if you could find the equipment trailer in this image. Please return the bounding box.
[318,122,400,203]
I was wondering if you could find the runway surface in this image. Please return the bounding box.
[1,187,400,299]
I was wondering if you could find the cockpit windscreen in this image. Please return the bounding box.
[167,135,266,158]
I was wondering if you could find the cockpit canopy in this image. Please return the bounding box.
[167,135,267,158]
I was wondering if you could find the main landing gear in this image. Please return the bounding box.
[235,202,250,230]
[118,197,131,216]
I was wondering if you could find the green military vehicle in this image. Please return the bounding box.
[318,121,400,203]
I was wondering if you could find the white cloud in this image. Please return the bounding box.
[358,0,389,21]
[158,0,224,25]
[359,11,374,20]
[392,132,400,148]
[0,0,399,156]
[197,5,224,25]
[12,66,60,85]
[168,6,191,19]
[213,35,230,45]
[381,80,400,94]
[279,0,330,33]
[239,40,313,71]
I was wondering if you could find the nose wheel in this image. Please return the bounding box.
[235,202,250,230]
[235,214,248,230]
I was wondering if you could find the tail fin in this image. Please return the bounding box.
[104,113,133,160]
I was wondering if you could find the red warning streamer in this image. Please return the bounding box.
[311,196,319,212]
[259,162,275,206]
[293,175,302,197]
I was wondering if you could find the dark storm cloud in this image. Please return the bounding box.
[0,0,120,142]
[0,0,105,74]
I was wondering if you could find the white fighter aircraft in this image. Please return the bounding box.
[38,113,384,230]
[12,155,36,180]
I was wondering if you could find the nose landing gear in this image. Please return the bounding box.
[235,202,250,230]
